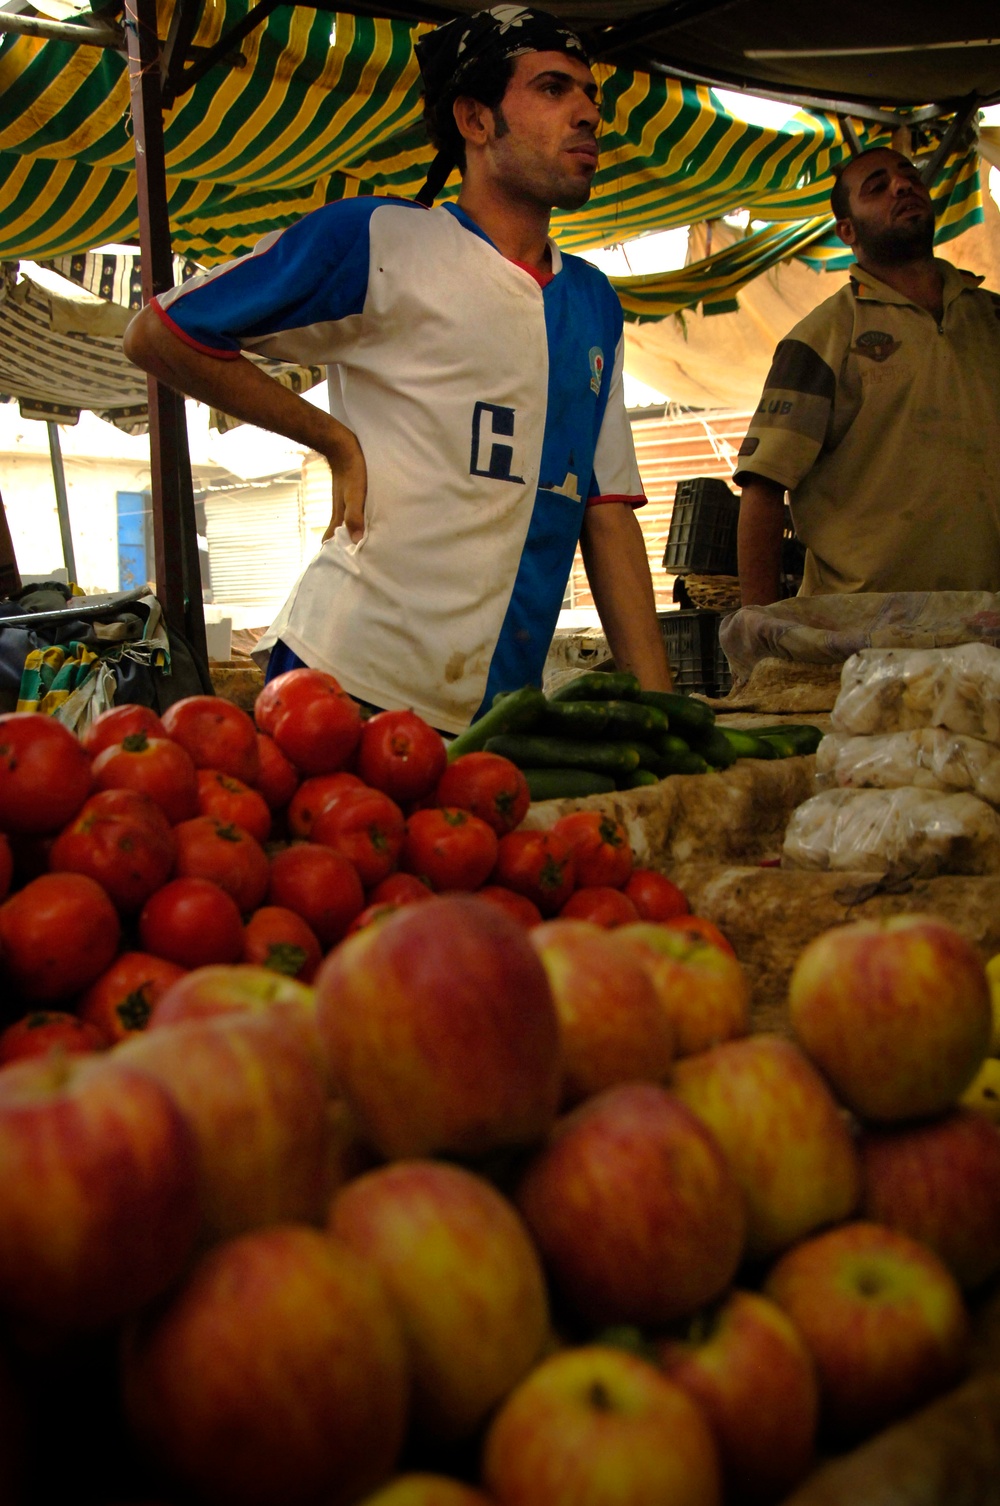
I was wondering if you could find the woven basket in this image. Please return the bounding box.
[681,574,742,612]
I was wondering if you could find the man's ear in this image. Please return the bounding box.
[835,216,857,248]
[453,94,492,147]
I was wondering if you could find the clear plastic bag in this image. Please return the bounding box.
[781,786,1000,876]
[815,728,1000,808]
[831,643,1000,743]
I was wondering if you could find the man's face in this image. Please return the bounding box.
[836,150,936,265]
[482,50,601,212]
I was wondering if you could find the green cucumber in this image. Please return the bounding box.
[524,768,616,801]
[750,724,824,756]
[752,731,798,758]
[540,700,614,738]
[548,671,642,704]
[625,740,663,770]
[637,690,715,736]
[719,727,778,760]
[600,701,672,739]
[655,732,696,759]
[654,748,712,776]
[484,734,641,777]
[622,769,661,788]
[446,686,546,761]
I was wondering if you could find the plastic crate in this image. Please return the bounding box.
[658,610,724,697]
[663,478,740,576]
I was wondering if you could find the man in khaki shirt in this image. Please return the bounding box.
[735,147,1000,605]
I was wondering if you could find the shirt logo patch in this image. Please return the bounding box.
[589,347,605,395]
[470,401,525,483]
[851,330,901,363]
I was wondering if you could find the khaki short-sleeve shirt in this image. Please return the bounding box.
[734,260,1000,595]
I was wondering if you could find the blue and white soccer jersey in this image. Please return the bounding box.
[155,198,645,733]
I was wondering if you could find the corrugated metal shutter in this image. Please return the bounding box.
[568,409,753,612]
[204,480,303,621]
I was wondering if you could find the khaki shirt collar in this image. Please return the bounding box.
[850,257,983,311]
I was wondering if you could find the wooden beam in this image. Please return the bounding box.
[124,0,208,664]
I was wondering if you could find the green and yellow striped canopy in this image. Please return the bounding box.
[0,2,984,320]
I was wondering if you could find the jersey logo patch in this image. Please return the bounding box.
[470,402,525,483]
[589,347,605,394]
[851,331,901,363]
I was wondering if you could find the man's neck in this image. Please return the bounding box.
[455,183,553,273]
[854,254,944,320]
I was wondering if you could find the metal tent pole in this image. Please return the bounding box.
[124,0,208,664]
[46,421,78,585]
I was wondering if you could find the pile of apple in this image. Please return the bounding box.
[0,680,998,1506]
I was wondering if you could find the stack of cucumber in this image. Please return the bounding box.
[445,673,823,802]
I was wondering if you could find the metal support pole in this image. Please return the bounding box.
[0,488,21,601]
[46,421,77,584]
[124,0,208,664]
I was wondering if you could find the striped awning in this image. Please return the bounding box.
[0,3,985,273]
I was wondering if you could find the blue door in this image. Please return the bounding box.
[117,490,149,591]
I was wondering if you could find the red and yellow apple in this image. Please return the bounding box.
[671,1034,861,1259]
[0,1051,199,1335]
[614,922,750,1057]
[763,1220,970,1442]
[122,1224,410,1506]
[355,1478,494,1506]
[788,915,992,1122]
[859,1107,1000,1289]
[148,963,323,1071]
[482,1344,721,1506]
[529,918,674,1106]
[329,1159,550,1440]
[515,1082,745,1327]
[315,894,561,1159]
[115,1011,331,1241]
[656,1289,818,1505]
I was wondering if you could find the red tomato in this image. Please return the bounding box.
[243,906,322,981]
[356,710,447,804]
[254,666,343,735]
[171,816,270,913]
[0,712,93,836]
[401,807,499,891]
[623,868,691,923]
[0,1010,108,1064]
[77,951,186,1042]
[434,751,531,836]
[161,695,260,785]
[92,733,199,825]
[493,829,576,917]
[0,872,120,1003]
[81,704,167,758]
[311,786,405,888]
[344,900,403,937]
[49,793,176,912]
[367,871,433,906]
[474,884,544,929]
[73,786,173,830]
[254,733,299,811]
[288,772,366,840]
[256,670,363,775]
[196,769,271,845]
[0,833,11,902]
[138,877,244,969]
[552,811,634,889]
[267,843,365,949]
[663,913,736,957]
[559,885,640,927]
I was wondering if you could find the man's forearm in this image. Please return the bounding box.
[737,475,787,606]
[123,304,348,461]
[579,503,673,690]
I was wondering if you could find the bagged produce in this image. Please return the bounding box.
[830,643,1000,743]
[781,786,1000,876]
[816,728,1000,807]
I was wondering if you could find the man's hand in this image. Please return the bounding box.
[323,429,368,543]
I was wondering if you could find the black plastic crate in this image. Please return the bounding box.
[658,610,724,697]
[663,477,740,576]
[714,633,733,697]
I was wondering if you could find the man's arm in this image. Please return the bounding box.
[579,502,673,690]
[737,474,786,607]
[123,306,367,540]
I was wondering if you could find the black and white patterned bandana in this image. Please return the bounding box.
[415,5,591,110]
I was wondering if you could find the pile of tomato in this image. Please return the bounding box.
[0,668,698,1060]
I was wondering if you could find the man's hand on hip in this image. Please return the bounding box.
[323,426,368,543]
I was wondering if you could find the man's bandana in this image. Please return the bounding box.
[415,5,591,112]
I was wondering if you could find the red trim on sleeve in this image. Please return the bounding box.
[151,297,243,361]
[586,493,647,509]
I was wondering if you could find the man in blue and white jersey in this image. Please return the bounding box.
[124,5,673,733]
